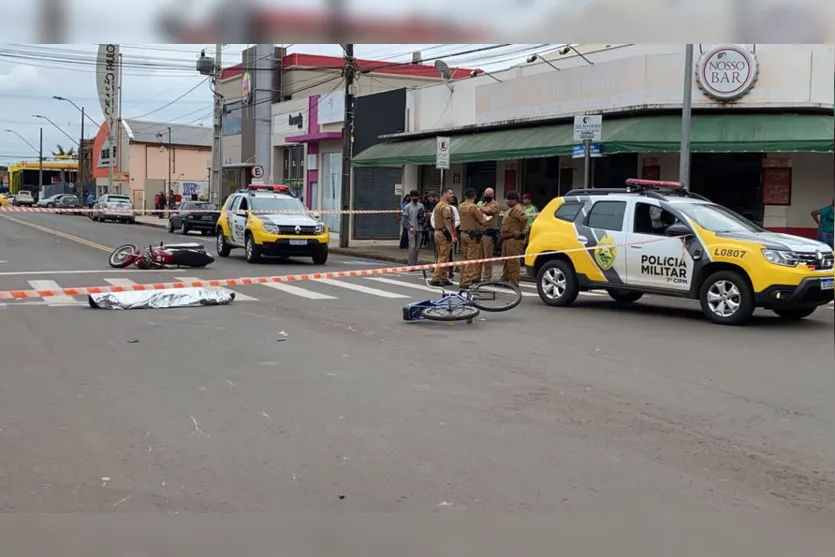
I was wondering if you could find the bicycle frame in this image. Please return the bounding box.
[401,271,474,321]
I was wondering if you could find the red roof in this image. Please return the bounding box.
[220,52,473,81]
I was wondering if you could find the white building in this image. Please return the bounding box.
[355,44,834,238]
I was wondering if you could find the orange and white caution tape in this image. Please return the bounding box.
[0,235,682,300]
[0,206,401,215]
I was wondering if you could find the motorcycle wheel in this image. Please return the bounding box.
[109,244,138,268]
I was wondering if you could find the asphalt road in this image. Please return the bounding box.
[0,212,833,519]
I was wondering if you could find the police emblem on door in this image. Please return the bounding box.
[295,225,301,234]
[594,236,617,271]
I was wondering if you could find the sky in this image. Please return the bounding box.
[0,44,550,166]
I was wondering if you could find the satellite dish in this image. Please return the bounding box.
[434,59,452,81]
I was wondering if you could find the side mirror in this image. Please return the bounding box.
[665,222,691,237]
[311,212,322,220]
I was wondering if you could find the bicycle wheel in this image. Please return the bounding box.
[468,281,523,312]
[421,303,480,322]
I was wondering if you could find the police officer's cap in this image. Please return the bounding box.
[505,191,519,201]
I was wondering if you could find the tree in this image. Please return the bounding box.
[52,144,75,158]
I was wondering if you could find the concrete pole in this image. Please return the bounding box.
[254,44,274,182]
[211,43,223,202]
[679,44,694,190]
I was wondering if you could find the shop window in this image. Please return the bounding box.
[586,200,626,231]
[222,101,243,136]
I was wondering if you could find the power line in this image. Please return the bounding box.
[128,78,210,120]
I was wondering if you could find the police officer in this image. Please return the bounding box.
[431,187,457,286]
[458,188,487,289]
[500,191,527,286]
[477,187,500,281]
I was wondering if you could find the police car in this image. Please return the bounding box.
[216,184,329,264]
[524,179,834,325]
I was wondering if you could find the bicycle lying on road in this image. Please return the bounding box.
[402,270,523,324]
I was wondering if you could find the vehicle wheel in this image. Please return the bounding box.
[773,307,817,320]
[468,280,522,312]
[536,259,579,307]
[167,220,175,233]
[181,221,189,235]
[47,203,54,208]
[699,270,755,325]
[245,234,262,263]
[109,244,138,268]
[421,303,480,322]
[607,290,644,304]
[216,230,231,257]
[311,246,328,265]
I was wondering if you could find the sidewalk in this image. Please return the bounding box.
[136,216,512,278]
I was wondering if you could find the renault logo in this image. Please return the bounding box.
[294,225,301,234]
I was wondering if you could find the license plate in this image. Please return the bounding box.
[289,239,307,246]
[820,278,833,290]
[202,215,214,220]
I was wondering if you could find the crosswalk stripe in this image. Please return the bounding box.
[364,276,439,292]
[260,282,337,299]
[28,280,76,303]
[103,278,140,287]
[175,277,258,301]
[313,278,409,298]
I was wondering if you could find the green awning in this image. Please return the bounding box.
[352,114,834,167]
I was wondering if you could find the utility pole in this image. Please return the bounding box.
[167,127,173,193]
[339,44,355,248]
[79,107,85,192]
[38,127,44,193]
[679,44,694,190]
[212,43,223,202]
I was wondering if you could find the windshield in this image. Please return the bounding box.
[678,203,763,233]
[108,197,131,204]
[64,196,79,202]
[250,196,307,213]
[190,202,217,211]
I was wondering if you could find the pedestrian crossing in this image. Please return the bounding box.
[1,274,833,311]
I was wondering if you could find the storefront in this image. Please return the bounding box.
[354,44,834,238]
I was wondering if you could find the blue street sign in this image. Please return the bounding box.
[572,143,605,158]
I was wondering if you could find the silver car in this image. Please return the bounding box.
[92,194,135,224]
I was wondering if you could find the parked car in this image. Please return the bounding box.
[56,194,83,215]
[37,194,68,208]
[168,201,220,235]
[91,194,135,224]
[0,193,9,207]
[13,190,34,206]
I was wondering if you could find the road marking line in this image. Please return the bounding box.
[176,277,259,301]
[364,276,439,292]
[27,280,77,303]
[313,278,409,298]
[0,269,181,277]
[0,214,112,252]
[260,282,337,300]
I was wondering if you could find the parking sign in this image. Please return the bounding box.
[436,137,450,170]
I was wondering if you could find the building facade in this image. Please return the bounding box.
[92,119,212,209]
[355,44,834,239]
[220,48,471,238]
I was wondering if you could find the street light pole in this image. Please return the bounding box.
[33,114,80,147]
[679,44,694,190]
[39,127,44,192]
[3,129,40,156]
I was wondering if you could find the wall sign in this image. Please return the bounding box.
[242,72,252,104]
[288,113,304,129]
[696,44,759,102]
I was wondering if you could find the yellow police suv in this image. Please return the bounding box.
[524,179,834,325]
[216,184,329,264]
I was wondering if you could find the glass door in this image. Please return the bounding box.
[322,152,341,233]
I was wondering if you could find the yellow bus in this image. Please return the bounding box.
[9,158,79,195]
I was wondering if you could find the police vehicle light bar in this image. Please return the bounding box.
[247,184,290,192]
[625,179,684,189]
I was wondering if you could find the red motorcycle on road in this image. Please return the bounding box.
[108,242,215,269]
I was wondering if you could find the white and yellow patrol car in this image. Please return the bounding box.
[524,179,834,325]
[216,184,329,264]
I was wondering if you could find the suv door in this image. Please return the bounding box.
[229,196,247,245]
[577,199,630,285]
[626,201,691,291]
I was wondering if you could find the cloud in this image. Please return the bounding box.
[0,65,41,93]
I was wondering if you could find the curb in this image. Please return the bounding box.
[135,219,168,229]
